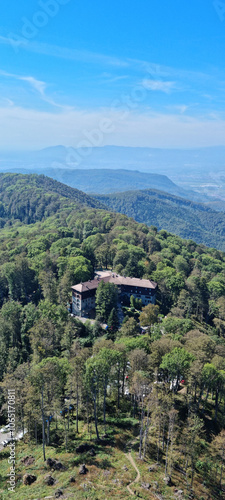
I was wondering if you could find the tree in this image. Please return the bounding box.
[129,349,149,377]
[149,337,181,381]
[183,414,204,490]
[201,363,225,421]
[119,317,139,337]
[30,318,57,362]
[39,269,58,304]
[130,295,136,308]
[129,371,152,458]
[95,281,118,323]
[160,347,194,392]
[95,348,118,431]
[67,346,89,433]
[2,258,38,305]
[1,363,30,435]
[140,304,160,327]
[211,430,225,490]
[30,357,69,458]
[107,307,119,339]
[85,357,102,440]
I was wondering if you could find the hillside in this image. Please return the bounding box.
[95,188,225,251]
[0,173,104,225]
[2,145,225,199]
[0,161,203,199]
[0,174,224,499]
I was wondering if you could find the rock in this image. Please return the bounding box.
[44,475,55,486]
[152,481,158,490]
[55,490,63,498]
[46,458,63,471]
[79,464,88,475]
[142,482,151,490]
[46,458,55,468]
[69,476,76,483]
[148,465,157,472]
[23,474,37,485]
[76,443,91,453]
[88,448,96,456]
[112,479,120,484]
[122,464,128,471]
[174,490,184,498]
[54,461,63,471]
[21,455,35,466]
[163,475,172,486]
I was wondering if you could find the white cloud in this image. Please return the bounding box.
[167,105,189,114]
[142,79,176,93]
[0,70,69,109]
[0,104,225,151]
[0,36,128,67]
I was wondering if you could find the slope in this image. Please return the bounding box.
[94,188,225,251]
[0,173,105,225]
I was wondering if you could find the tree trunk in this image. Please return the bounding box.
[35,421,38,445]
[157,413,161,464]
[117,369,120,410]
[215,388,219,422]
[165,425,170,476]
[133,394,136,418]
[93,392,100,441]
[47,419,50,445]
[139,394,145,459]
[76,380,79,433]
[143,405,150,459]
[64,418,67,451]
[41,387,46,461]
[103,378,107,433]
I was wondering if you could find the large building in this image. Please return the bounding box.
[71,271,157,317]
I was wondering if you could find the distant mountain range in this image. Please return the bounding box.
[94,188,225,251]
[1,172,225,251]
[1,145,225,199]
[0,165,199,199]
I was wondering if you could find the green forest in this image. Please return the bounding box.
[95,188,225,251]
[0,174,225,499]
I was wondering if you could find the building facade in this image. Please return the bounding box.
[71,271,157,317]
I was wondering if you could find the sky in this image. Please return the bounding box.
[1,0,225,150]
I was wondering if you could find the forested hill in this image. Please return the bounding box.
[0,174,225,498]
[0,173,105,225]
[0,166,198,199]
[95,188,225,251]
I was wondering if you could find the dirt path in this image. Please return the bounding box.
[126,450,141,496]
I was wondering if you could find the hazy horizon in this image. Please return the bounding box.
[1,1,225,150]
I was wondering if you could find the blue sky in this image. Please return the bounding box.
[1,0,225,150]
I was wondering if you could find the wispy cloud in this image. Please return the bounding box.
[100,74,129,84]
[0,35,128,67]
[168,105,189,114]
[0,34,219,92]
[0,69,69,109]
[142,79,176,93]
[0,104,225,150]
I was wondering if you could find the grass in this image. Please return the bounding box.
[0,418,223,499]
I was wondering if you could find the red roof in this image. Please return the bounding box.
[71,271,157,294]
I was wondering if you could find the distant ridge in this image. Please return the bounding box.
[0,167,191,198]
[94,188,225,251]
[1,144,225,199]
